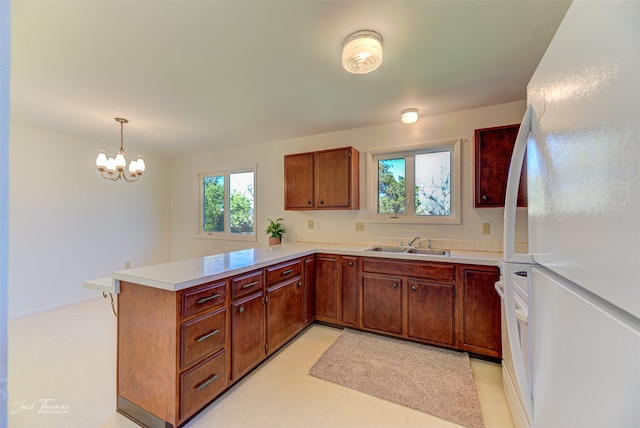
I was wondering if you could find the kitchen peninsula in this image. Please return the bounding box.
[108,243,502,428]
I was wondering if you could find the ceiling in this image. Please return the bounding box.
[10,0,571,157]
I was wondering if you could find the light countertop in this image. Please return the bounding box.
[107,243,502,293]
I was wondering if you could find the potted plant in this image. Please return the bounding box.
[266,218,285,246]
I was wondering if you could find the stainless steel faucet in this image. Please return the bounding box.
[408,236,420,247]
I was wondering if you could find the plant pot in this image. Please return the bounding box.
[268,237,282,246]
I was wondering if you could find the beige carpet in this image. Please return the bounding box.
[309,328,484,428]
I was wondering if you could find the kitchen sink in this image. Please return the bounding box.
[406,248,450,256]
[365,246,450,257]
[365,246,408,253]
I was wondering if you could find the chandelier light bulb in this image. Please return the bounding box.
[95,117,145,182]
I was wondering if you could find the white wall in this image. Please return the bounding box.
[170,101,528,260]
[8,124,172,317]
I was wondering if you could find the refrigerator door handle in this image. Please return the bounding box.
[503,105,534,263]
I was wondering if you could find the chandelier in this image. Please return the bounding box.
[95,117,145,182]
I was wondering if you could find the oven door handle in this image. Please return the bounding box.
[496,281,528,322]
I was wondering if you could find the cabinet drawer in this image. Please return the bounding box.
[181,281,226,319]
[181,307,226,369]
[180,349,227,419]
[265,259,301,286]
[362,258,456,283]
[231,270,263,300]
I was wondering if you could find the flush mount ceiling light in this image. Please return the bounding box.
[401,108,419,124]
[95,117,145,182]
[342,30,383,74]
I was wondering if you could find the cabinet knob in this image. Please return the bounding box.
[348,261,354,266]
[297,281,302,287]
[307,200,311,205]
[392,283,398,288]
[482,195,488,201]
[319,200,324,205]
[238,306,245,314]
[411,285,417,291]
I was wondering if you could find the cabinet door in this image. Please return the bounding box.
[284,152,314,209]
[303,256,316,325]
[341,256,359,327]
[361,273,402,335]
[315,255,339,321]
[461,268,501,357]
[266,276,303,354]
[407,279,456,346]
[475,124,527,207]
[314,148,357,209]
[231,292,265,380]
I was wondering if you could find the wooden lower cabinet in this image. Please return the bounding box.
[341,256,359,327]
[361,273,402,334]
[460,265,502,357]
[315,254,339,321]
[116,254,501,427]
[266,275,304,354]
[231,292,265,380]
[407,279,455,346]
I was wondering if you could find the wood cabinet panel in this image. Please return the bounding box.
[231,292,265,380]
[284,147,359,210]
[181,280,226,319]
[230,269,263,301]
[180,350,227,420]
[407,279,455,346]
[361,273,403,334]
[265,259,301,286]
[303,256,316,325]
[475,124,527,207]
[315,255,339,320]
[266,276,304,354]
[362,257,455,283]
[341,256,359,327]
[460,266,502,357]
[181,307,226,369]
[284,152,314,209]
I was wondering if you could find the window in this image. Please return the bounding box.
[199,168,256,241]
[369,139,461,224]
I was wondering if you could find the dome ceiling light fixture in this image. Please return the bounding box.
[95,117,145,182]
[341,30,383,74]
[401,108,419,124]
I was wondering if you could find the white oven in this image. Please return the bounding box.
[496,263,531,428]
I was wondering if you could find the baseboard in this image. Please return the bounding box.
[502,364,530,428]
[8,294,101,319]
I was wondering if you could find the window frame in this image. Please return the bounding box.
[197,166,257,242]
[367,138,462,225]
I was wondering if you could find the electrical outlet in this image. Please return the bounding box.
[355,222,365,232]
[482,223,490,234]
[125,261,131,269]
[307,220,315,230]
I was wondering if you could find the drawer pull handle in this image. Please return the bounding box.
[238,306,245,314]
[195,373,220,392]
[411,285,417,291]
[281,269,293,276]
[242,281,259,289]
[197,293,221,304]
[196,329,220,343]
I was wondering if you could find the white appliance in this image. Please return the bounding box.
[500,1,640,427]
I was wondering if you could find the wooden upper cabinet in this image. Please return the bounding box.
[474,124,527,208]
[284,147,359,210]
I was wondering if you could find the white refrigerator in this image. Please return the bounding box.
[500,1,640,427]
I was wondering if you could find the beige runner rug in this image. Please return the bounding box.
[309,328,484,428]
